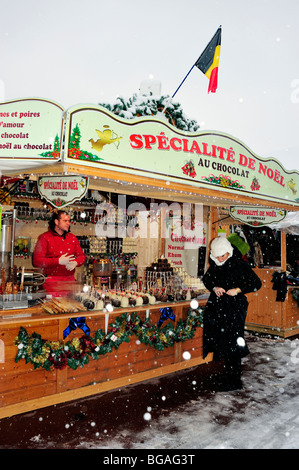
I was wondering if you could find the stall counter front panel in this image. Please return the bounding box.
[0,299,211,419]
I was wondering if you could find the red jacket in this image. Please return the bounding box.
[32,229,85,278]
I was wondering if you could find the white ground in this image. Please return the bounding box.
[72,334,299,450]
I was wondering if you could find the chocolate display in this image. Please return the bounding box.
[75,284,206,311]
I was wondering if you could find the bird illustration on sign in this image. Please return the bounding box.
[89,125,122,153]
[287,178,297,195]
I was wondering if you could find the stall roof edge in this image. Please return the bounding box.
[2,162,298,211]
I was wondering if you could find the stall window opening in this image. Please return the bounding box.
[239,226,281,268]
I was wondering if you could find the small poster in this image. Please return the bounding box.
[37,175,88,208]
[229,206,287,227]
[0,98,64,160]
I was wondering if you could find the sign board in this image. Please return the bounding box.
[0,99,298,208]
[229,205,287,227]
[0,98,64,165]
[165,223,207,277]
[37,175,88,208]
[64,104,299,207]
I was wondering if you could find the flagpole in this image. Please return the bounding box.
[171,64,195,99]
[161,63,196,115]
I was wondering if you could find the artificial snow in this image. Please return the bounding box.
[99,93,200,132]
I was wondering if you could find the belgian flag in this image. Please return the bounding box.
[195,27,222,93]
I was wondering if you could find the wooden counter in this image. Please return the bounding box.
[246,268,299,338]
[0,298,211,419]
[2,268,297,419]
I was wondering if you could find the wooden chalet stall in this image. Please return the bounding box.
[0,99,298,418]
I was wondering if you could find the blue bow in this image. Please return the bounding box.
[63,317,90,339]
[157,307,175,327]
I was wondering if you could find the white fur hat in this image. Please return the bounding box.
[210,237,233,265]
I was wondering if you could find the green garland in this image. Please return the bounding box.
[14,308,204,372]
[201,174,246,189]
[99,94,200,132]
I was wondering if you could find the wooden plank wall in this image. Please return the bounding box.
[246,268,299,337]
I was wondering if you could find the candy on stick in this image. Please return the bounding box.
[20,266,25,293]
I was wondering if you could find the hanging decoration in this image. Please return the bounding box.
[157,307,175,327]
[14,307,204,371]
[37,175,89,208]
[63,317,90,339]
[181,160,197,178]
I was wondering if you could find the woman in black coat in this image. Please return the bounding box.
[202,237,262,391]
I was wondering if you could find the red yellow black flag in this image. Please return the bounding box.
[195,27,222,93]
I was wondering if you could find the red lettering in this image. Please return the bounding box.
[258,163,285,186]
[238,154,255,169]
[248,157,255,170]
[182,139,189,152]
[156,132,170,150]
[259,162,267,176]
[227,147,235,162]
[217,146,227,160]
[211,145,218,157]
[189,140,202,154]
[202,142,211,156]
[239,154,248,166]
[130,134,143,149]
[143,134,156,149]
[274,170,281,183]
[68,181,78,190]
[170,137,182,151]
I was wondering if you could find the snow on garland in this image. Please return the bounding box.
[99,93,200,133]
[14,307,204,371]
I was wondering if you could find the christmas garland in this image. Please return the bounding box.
[201,173,245,189]
[99,94,200,133]
[14,307,204,371]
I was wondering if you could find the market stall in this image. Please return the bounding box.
[0,98,298,418]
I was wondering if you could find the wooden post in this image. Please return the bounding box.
[281,232,287,271]
[205,206,218,270]
[280,232,288,332]
[56,318,69,393]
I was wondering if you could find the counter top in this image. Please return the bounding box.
[0,296,209,326]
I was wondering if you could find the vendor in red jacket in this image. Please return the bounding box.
[33,210,85,296]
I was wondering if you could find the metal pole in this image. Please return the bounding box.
[10,209,16,270]
[171,64,195,99]
[161,64,195,115]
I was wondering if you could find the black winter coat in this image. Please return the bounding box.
[202,249,262,360]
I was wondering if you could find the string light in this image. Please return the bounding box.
[20,169,295,211]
